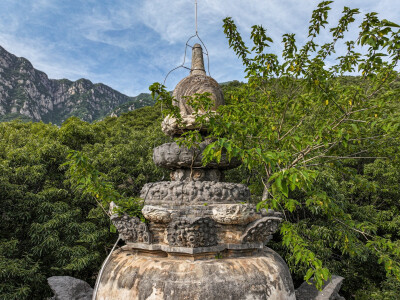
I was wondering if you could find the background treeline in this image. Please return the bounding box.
[1,79,400,299]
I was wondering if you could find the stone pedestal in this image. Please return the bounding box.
[95,44,296,300]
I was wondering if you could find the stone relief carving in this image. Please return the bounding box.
[142,205,171,223]
[153,142,240,169]
[110,211,152,244]
[241,217,282,244]
[140,181,250,205]
[167,217,218,248]
[211,204,260,225]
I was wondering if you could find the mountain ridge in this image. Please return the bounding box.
[0,45,154,125]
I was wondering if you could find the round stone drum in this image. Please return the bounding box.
[95,247,295,300]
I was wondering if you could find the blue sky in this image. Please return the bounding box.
[0,0,399,96]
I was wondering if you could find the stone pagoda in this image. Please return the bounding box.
[95,44,296,300]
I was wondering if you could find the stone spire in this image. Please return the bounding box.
[95,39,297,300]
[161,43,225,136]
[190,43,206,76]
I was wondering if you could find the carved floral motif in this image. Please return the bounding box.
[241,217,282,244]
[140,181,250,205]
[110,213,152,244]
[167,217,217,248]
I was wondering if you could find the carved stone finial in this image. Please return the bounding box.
[170,44,224,118]
[190,43,206,76]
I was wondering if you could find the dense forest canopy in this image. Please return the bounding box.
[0,107,170,299]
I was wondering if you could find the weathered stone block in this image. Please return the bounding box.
[142,205,171,223]
[110,205,152,244]
[211,203,260,225]
[47,276,93,300]
[170,168,223,182]
[295,275,345,300]
[161,115,208,136]
[167,217,217,248]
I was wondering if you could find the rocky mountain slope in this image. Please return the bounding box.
[110,93,154,116]
[0,45,153,125]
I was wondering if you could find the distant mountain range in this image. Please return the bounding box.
[0,45,154,125]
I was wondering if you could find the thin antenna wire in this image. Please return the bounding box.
[92,237,121,300]
[160,0,211,119]
[162,0,211,87]
[195,0,198,33]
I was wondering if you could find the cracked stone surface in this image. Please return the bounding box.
[95,247,296,300]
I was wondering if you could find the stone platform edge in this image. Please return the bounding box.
[123,242,265,254]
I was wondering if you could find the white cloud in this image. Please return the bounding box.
[0,33,95,80]
[0,0,399,96]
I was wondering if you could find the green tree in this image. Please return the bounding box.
[151,1,400,295]
[0,105,169,299]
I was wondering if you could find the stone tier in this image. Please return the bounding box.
[140,181,250,206]
[111,202,283,248]
[170,168,223,182]
[153,141,240,170]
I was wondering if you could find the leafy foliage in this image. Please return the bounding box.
[150,1,400,297]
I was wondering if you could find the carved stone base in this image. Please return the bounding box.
[95,247,296,300]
